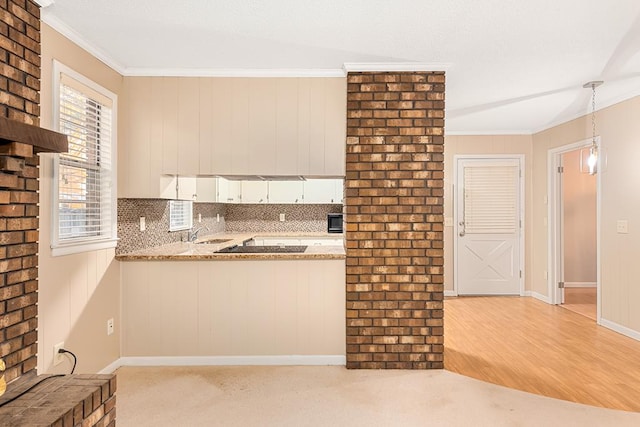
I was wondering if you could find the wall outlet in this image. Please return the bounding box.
[617,220,628,234]
[139,217,146,231]
[107,318,114,335]
[53,342,65,366]
[279,213,285,222]
[198,213,202,223]
[216,213,220,223]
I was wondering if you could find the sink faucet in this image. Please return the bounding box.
[187,226,210,242]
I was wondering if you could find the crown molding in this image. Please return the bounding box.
[445,129,533,136]
[123,68,346,77]
[41,12,127,75]
[343,62,451,73]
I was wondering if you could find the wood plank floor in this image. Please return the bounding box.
[444,296,640,412]
[562,287,597,320]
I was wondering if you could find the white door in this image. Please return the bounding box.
[455,157,522,295]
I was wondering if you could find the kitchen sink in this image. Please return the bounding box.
[216,245,308,254]
[196,238,233,244]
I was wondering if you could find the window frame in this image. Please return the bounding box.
[169,200,193,232]
[50,61,118,256]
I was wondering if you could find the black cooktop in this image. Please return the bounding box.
[216,245,308,254]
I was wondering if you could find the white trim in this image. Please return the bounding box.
[599,319,640,342]
[444,290,458,297]
[42,14,127,75]
[343,62,451,72]
[98,358,123,374]
[547,138,600,325]
[104,356,346,370]
[125,68,345,78]
[563,282,597,288]
[525,291,552,304]
[453,154,525,296]
[51,239,118,257]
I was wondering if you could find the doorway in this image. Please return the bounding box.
[454,156,524,295]
[548,140,600,321]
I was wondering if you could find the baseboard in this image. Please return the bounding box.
[599,319,640,342]
[102,355,346,370]
[444,290,458,297]
[564,282,597,288]
[525,291,552,304]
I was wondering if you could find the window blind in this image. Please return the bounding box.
[463,165,518,234]
[169,200,193,231]
[58,82,113,242]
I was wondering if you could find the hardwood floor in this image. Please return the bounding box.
[562,287,597,320]
[444,296,640,412]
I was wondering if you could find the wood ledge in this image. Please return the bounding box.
[0,116,68,153]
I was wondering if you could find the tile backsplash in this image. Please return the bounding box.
[117,199,342,254]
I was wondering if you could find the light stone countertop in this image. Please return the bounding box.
[115,232,345,261]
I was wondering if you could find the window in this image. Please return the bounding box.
[51,62,118,256]
[169,200,193,231]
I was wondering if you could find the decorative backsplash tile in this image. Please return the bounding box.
[117,199,342,254]
[225,204,343,233]
[116,199,226,254]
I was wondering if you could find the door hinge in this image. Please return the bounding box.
[557,166,564,173]
[558,281,565,289]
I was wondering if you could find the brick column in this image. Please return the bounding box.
[345,72,445,369]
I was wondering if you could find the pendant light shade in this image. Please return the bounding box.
[583,81,603,175]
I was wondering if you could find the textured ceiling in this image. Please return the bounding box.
[41,0,640,134]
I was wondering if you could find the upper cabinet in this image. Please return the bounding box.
[120,77,346,198]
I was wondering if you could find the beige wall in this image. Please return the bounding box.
[561,149,597,284]
[444,135,533,293]
[38,23,123,374]
[532,95,640,332]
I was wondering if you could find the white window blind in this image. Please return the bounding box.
[52,62,117,256]
[169,200,193,231]
[463,165,518,234]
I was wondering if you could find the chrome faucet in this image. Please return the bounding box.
[187,226,209,242]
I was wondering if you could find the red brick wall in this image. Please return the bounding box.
[0,0,41,382]
[345,71,445,369]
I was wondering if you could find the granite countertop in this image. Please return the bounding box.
[115,232,345,261]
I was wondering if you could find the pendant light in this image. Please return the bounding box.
[583,81,603,175]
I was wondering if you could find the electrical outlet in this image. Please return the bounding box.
[216,213,220,223]
[198,213,202,223]
[53,342,65,366]
[279,213,285,222]
[139,217,146,231]
[617,220,628,234]
[107,318,114,335]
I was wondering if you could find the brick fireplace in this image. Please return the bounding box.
[345,71,445,369]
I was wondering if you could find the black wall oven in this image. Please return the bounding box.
[327,213,343,233]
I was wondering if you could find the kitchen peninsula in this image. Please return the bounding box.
[117,232,346,364]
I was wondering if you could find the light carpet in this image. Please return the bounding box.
[115,366,640,426]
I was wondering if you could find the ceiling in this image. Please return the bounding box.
[40,0,640,134]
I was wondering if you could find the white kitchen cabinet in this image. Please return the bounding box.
[303,179,343,204]
[160,175,197,200]
[241,180,269,203]
[195,177,218,203]
[275,78,299,175]
[217,178,242,203]
[248,80,277,174]
[161,78,179,175]
[230,79,250,174]
[177,78,200,175]
[301,237,344,246]
[268,181,304,204]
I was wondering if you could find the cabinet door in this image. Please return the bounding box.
[217,178,242,203]
[161,78,179,174]
[268,181,303,204]
[324,78,346,176]
[231,79,250,174]
[248,79,277,174]
[177,176,197,201]
[121,78,151,198]
[275,78,299,175]
[199,78,214,175]
[178,78,200,175]
[195,177,218,203]
[334,179,344,204]
[308,79,326,175]
[303,179,340,204]
[211,79,234,175]
[241,180,268,203]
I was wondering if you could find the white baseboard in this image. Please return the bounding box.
[100,355,346,372]
[525,291,552,304]
[444,290,458,297]
[563,282,597,288]
[599,319,640,342]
